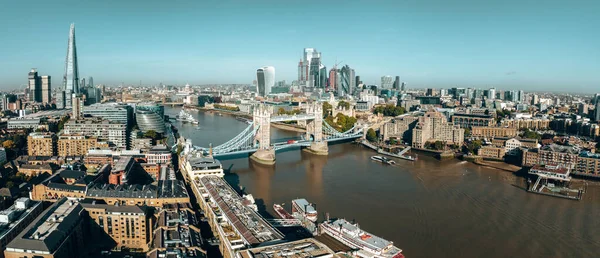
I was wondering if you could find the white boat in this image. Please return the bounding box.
[291,198,317,222]
[371,156,395,165]
[320,219,404,258]
[178,110,199,124]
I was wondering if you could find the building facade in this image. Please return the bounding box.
[451,114,495,128]
[412,111,464,148]
[58,134,106,157]
[82,203,149,252]
[27,132,57,156]
[382,116,419,142]
[83,103,133,125]
[470,126,517,139]
[63,118,128,149]
[63,23,80,109]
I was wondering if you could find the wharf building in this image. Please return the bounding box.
[451,113,495,128]
[0,198,43,256]
[501,118,550,130]
[521,144,580,168]
[63,117,128,149]
[470,126,518,139]
[478,146,506,160]
[412,111,464,149]
[58,133,108,157]
[82,103,133,126]
[3,198,88,258]
[180,154,224,181]
[27,132,58,156]
[381,116,419,142]
[149,203,205,257]
[86,180,190,208]
[82,201,150,252]
[190,176,283,258]
[574,151,600,178]
[31,169,102,201]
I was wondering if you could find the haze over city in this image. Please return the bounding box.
[0,0,598,92]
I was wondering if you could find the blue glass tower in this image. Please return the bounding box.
[63,23,79,108]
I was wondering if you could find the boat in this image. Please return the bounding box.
[320,219,404,258]
[177,110,199,124]
[371,156,396,165]
[273,204,295,220]
[291,199,317,222]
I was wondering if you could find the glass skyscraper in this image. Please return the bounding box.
[63,23,79,109]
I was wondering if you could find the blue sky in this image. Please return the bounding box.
[0,0,598,92]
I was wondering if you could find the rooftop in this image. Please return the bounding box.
[0,198,42,240]
[240,238,336,258]
[198,176,283,245]
[531,164,570,175]
[86,180,188,199]
[540,144,580,154]
[6,198,84,253]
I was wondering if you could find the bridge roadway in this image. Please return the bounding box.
[270,114,316,122]
[210,133,361,158]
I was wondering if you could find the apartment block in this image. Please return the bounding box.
[27,132,57,156]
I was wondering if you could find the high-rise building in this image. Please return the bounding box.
[531,94,539,105]
[136,109,166,133]
[309,57,321,88]
[595,95,600,122]
[88,76,93,87]
[393,76,400,90]
[72,95,82,119]
[256,68,266,96]
[339,65,355,96]
[487,88,496,100]
[319,66,328,89]
[381,76,393,89]
[412,110,464,149]
[28,69,41,102]
[58,134,106,156]
[63,23,80,109]
[401,82,406,92]
[56,90,66,109]
[41,75,51,104]
[329,69,338,91]
[256,66,275,96]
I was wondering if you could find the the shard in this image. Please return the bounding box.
[63,23,79,108]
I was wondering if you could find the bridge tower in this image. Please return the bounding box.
[250,104,276,165]
[304,102,328,155]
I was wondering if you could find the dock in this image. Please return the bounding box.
[361,140,415,161]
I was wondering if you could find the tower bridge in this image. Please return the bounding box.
[195,103,364,165]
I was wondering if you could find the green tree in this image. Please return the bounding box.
[322,102,333,117]
[522,129,541,140]
[464,128,471,136]
[144,130,159,140]
[434,141,445,150]
[338,101,350,110]
[2,140,15,150]
[464,140,482,154]
[5,181,14,189]
[277,107,286,115]
[366,128,378,142]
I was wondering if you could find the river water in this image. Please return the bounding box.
[166,107,600,258]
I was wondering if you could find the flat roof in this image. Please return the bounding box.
[240,238,336,258]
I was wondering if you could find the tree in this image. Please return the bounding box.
[277,107,286,115]
[522,129,541,140]
[366,128,377,142]
[373,105,406,117]
[2,140,15,150]
[144,130,159,140]
[464,128,471,136]
[338,101,350,110]
[434,141,445,150]
[322,102,333,117]
[464,140,482,154]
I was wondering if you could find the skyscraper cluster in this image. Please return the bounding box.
[298,48,326,89]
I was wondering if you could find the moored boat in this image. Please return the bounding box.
[320,218,404,258]
[291,198,317,222]
[371,156,396,165]
[273,204,295,220]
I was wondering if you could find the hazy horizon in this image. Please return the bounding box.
[1,0,598,92]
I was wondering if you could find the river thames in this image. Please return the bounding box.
[167,107,600,258]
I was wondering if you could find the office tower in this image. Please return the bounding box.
[319,66,328,89]
[595,95,600,122]
[339,65,355,96]
[81,78,86,89]
[381,76,393,89]
[297,59,304,82]
[517,90,524,103]
[426,88,435,96]
[309,57,321,88]
[401,82,406,92]
[63,23,80,109]
[355,76,361,86]
[256,68,266,96]
[88,76,93,87]
[41,75,51,104]
[1,94,8,110]
[329,69,338,91]
[56,90,66,109]
[28,69,42,102]
[27,132,58,156]
[72,95,82,119]
[487,88,496,100]
[531,94,539,105]
[393,76,400,90]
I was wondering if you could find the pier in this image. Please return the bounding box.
[361,140,415,161]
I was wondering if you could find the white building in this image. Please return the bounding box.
[505,138,522,153]
[0,147,6,165]
[381,75,394,89]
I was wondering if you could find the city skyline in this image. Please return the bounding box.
[0,0,598,92]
